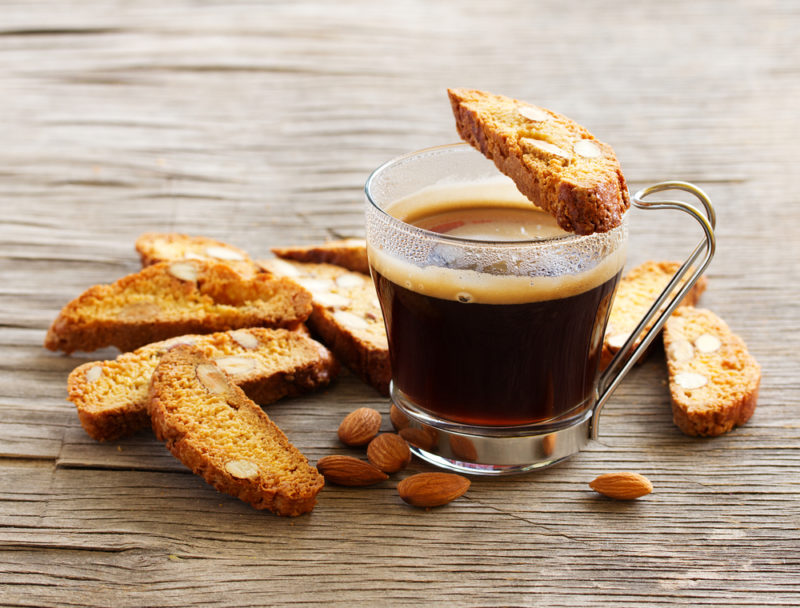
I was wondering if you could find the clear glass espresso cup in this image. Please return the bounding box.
[365,143,715,475]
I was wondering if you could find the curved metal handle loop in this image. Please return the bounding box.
[590,181,716,439]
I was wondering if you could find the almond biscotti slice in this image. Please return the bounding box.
[601,261,708,368]
[44,259,312,353]
[69,328,338,441]
[448,88,630,235]
[663,307,760,437]
[258,258,390,395]
[135,232,258,275]
[148,345,324,516]
[271,238,369,275]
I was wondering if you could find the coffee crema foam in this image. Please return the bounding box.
[367,180,627,304]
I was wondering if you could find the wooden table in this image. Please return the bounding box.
[2,1,799,606]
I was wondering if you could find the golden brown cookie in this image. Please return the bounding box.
[44,259,312,353]
[271,238,369,275]
[448,88,629,235]
[135,232,258,275]
[258,258,389,395]
[602,260,707,368]
[69,328,338,441]
[663,307,760,437]
[148,345,325,516]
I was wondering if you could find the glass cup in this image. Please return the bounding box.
[365,143,715,475]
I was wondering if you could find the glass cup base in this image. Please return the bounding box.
[407,446,572,476]
[391,386,594,476]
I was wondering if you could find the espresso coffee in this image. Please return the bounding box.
[369,184,625,427]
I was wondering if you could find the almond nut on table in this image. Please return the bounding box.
[589,472,653,500]
[337,407,382,446]
[397,472,471,508]
[367,433,411,473]
[316,455,389,487]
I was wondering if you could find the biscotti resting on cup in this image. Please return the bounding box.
[663,307,760,437]
[135,232,259,276]
[447,88,630,235]
[271,238,369,275]
[258,257,390,395]
[601,260,708,369]
[44,259,312,353]
[148,345,324,516]
[69,328,338,441]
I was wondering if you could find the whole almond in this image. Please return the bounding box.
[337,407,382,446]
[195,363,229,395]
[317,455,388,486]
[448,435,477,461]
[389,404,410,430]
[397,472,470,508]
[398,426,438,451]
[589,472,653,500]
[367,433,411,473]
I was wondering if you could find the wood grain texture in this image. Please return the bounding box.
[2,0,800,606]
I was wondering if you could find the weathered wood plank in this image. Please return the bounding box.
[1,462,799,606]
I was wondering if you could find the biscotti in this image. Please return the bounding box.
[135,232,258,275]
[258,257,390,395]
[271,238,369,275]
[148,345,324,516]
[69,328,338,441]
[601,261,708,368]
[663,307,760,437]
[447,88,630,235]
[44,259,312,353]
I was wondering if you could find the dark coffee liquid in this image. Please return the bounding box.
[373,269,619,426]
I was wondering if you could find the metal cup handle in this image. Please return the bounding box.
[590,181,717,439]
